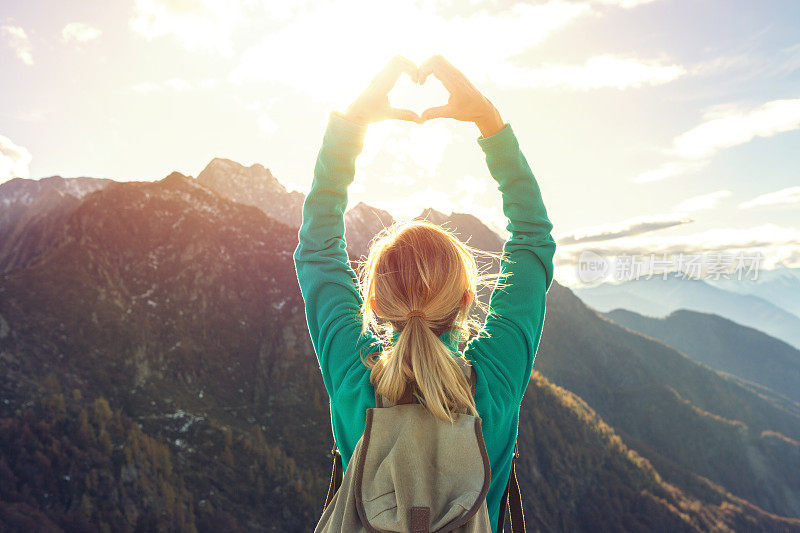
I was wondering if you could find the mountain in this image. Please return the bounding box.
[0,176,112,274]
[0,175,112,207]
[573,273,800,350]
[1,171,317,530]
[516,373,798,532]
[344,201,395,259]
[0,188,80,273]
[416,208,505,253]
[536,282,800,518]
[706,266,800,319]
[343,203,505,286]
[2,163,800,530]
[196,157,305,229]
[602,308,800,406]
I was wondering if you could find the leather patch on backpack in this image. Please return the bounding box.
[410,506,431,532]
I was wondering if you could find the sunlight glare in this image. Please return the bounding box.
[387,76,450,118]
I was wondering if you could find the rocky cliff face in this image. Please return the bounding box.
[196,157,305,229]
[0,176,112,273]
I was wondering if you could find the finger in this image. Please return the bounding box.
[416,55,437,85]
[389,107,423,123]
[417,55,459,91]
[373,55,418,93]
[421,104,455,122]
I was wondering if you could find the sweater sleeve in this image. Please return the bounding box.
[293,111,384,399]
[464,123,556,404]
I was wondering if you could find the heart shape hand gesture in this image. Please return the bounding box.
[343,55,505,138]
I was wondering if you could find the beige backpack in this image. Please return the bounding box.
[315,359,526,532]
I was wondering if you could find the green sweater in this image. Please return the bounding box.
[293,110,556,532]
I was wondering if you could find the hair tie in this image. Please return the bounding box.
[406,310,426,320]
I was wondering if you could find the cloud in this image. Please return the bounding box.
[0,134,32,183]
[233,95,279,135]
[379,174,416,186]
[230,1,592,103]
[555,212,694,245]
[675,190,732,211]
[2,25,33,65]
[131,81,161,94]
[130,77,218,93]
[494,54,685,91]
[128,0,675,100]
[230,0,683,108]
[739,186,800,209]
[61,22,102,43]
[593,0,658,7]
[633,98,800,183]
[632,160,707,183]
[561,223,800,259]
[554,223,800,285]
[456,173,488,197]
[672,98,800,159]
[164,77,191,91]
[130,0,241,56]
[257,114,277,134]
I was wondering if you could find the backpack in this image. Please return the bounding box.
[315,358,526,532]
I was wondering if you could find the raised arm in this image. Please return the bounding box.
[293,56,422,398]
[466,124,556,403]
[293,112,381,398]
[417,54,556,403]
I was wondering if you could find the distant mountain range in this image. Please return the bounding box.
[573,273,800,350]
[705,266,800,319]
[1,163,799,531]
[538,281,800,519]
[603,308,800,406]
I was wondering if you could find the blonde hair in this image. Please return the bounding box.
[357,219,502,423]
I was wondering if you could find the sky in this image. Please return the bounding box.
[1,0,798,287]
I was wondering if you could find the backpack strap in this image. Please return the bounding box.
[323,444,342,511]
[469,362,477,397]
[325,377,422,511]
[465,361,526,531]
[496,443,526,532]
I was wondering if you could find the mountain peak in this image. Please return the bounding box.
[162,171,192,186]
[415,207,449,225]
[197,158,284,194]
[199,158,274,184]
[195,157,303,228]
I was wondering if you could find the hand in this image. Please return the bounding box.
[343,56,424,126]
[417,55,505,138]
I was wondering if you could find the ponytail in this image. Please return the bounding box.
[357,219,502,423]
[368,313,477,422]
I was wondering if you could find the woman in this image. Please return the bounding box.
[293,54,556,532]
